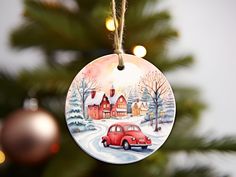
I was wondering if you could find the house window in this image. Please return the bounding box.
[120,98,123,102]
[103,104,106,108]
[104,97,106,101]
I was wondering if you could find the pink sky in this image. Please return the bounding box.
[65,54,174,110]
[76,54,168,95]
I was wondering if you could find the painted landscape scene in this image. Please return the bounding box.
[65,54,176,164]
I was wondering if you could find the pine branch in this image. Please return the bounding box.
[173,86,206,121]
[126,27,178,55]
[0,72,26,117]
[126,10,172,37]
[18,67,75,94]
[154,55,194,72]
[42,134,95,177]
[163,136,236,153]
[170,166,222,177]
[10,22,74,50]
[11,0,109,51]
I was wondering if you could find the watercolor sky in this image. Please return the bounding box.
[77,54,172,96]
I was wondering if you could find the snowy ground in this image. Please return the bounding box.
[72,116,174,164]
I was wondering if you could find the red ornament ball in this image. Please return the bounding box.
[1,109,60,165]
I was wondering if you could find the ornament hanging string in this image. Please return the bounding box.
[111,0,127,70]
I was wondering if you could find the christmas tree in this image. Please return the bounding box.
[66,85,83,120]
[127,91,134,113]
[0,0,236,177]
[141,88,151,103]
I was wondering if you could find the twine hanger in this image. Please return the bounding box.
[111,0,127,70]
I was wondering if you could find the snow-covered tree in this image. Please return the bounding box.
[77,74,97,119]
[67,85,96,132]
[141,87,151,102]
[139,71,169,131]
[148,96,163,118]
[127,91,134,113]
[67,86,83,120]
[162,92,175,122]
[133,88,140,102]
[126,87,140,113]
[165,92,175,110]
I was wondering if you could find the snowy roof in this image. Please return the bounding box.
[131,101,148,109]
[108,94,122,104]
[116,108,127,112]
[67,117,83,124]
[86,91,105,106]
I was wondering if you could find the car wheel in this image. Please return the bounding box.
[123,141,130,150]
[142,146,148,150]
[103,140,109,147]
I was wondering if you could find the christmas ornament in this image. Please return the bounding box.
[1,98,60,165]
[65,54,176,164]
[65,0,175,164]
[0,121,6,165]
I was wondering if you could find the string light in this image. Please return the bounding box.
[105,17,118,31]
[0,151,6,164]
[133,45,147,58]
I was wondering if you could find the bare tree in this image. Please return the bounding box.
[120,86,134,99]
[76,73,98,119]
[139,71,169,131]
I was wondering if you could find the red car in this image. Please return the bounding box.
[102,122,152,150]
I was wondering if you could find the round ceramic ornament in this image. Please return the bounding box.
[65,54,176,164]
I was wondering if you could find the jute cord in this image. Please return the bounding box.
[111,0,127,70]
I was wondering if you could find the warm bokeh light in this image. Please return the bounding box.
[0,151,6,164]
[105,17,118,31]
[133,45,147,58]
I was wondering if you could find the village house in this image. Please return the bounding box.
[86,90,110,120]
[131,100,149,116]
[86,86,127,120]
[109,85,127,117]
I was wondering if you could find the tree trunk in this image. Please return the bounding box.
[82,102,85,119]
[154,106,159,131]
[82,94,86,119]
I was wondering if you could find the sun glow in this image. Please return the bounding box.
[111,63,143,89]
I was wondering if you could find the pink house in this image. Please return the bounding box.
[86,86,127,120]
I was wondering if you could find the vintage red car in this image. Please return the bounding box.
[102,122,152,150]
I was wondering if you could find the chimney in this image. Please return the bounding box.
[91,90,96,99]
[110,85,115,97]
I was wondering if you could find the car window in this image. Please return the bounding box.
[127,126,133,131]
[109,126,116,132]
[124,125,141,131]
[116,126,123,132]
[133,126,140,131]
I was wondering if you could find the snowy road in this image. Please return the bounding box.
[73,116,173,164]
